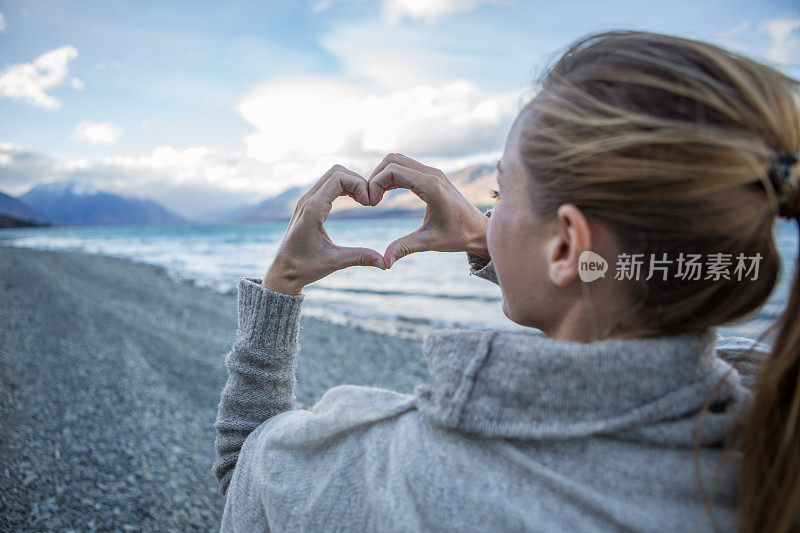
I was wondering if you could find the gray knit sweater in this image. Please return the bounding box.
[213,209,770,532]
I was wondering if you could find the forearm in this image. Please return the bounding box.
[213,276,304,497]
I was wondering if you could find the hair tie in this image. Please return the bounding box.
[767,152,798,193]
[767,152,799,219]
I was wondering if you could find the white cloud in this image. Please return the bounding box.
[312,0,372,15]
[235,18,529,192]
[712,19,753,56]
[236,77,526,192]
[0,12,6,32]
[759,18,800,64]
[320,23,450,89]
[313,1,335,14]
[0,45,79,110]
[721,19,751,40]
[239,77,523,174]
[102,146,254,188]
[70,77,84,90]
[72,121,123,146]
[382,0,511,25]
[0,143,59,192]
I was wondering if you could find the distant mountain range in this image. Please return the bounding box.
[234,185,307,222]
[0,181,187,228]
[0,162,498,228]
[232,162,498,223]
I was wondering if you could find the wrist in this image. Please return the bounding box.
[262,267,304,296]
[464,216,490,260]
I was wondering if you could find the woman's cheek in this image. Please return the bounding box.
[486,213,499,262]
[487,215,508,287]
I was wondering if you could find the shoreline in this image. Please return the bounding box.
[0,244,427,530]
[0,237,521,342]
[0,236,785,343]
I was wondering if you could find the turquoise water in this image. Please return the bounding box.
[1,217,797,342]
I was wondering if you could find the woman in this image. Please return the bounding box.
[213,30,800,532]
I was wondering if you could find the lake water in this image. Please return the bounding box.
[1,217,797,343]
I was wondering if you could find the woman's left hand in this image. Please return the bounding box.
[261,165,387,295]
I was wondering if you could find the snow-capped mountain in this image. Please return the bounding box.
[19,181,188,226]
[29,181,102,197]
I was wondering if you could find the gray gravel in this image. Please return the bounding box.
[0,244,426,531]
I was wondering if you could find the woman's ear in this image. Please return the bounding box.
[546,204,592,287]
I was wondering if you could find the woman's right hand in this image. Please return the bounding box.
[367,153,491,268]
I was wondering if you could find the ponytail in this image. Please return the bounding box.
[738,216,800,532]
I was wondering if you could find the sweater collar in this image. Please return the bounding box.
[413,327,749,443]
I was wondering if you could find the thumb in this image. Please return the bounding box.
[384,230,431,268]
[332,246,386,271]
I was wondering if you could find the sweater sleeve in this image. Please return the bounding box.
[213,276,304,498]
[466,207,498,285]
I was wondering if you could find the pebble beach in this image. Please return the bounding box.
[0,244,427,531]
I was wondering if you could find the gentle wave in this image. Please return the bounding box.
[1,217,797,343]
[308,284,502,303]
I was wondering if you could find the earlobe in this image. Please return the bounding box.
[546,235,573,287]
[548,258,574,287]
[547,204,592,287]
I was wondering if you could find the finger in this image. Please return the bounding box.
[301,164,361,204]
[368,153,443,181]
[383,229,434,268]
[307,171,370,221]
[331,246,386,271]
[368,163,436,206]
[289,165,350,227]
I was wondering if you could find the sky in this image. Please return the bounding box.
[1,0,799,220]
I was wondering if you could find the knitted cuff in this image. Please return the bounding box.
[466,254,499,284]
[467,251,492,273]
[236,277,304,350]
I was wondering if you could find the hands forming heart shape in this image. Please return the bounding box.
[261,153,491,296]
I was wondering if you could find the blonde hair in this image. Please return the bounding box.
[518,30,800,532]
